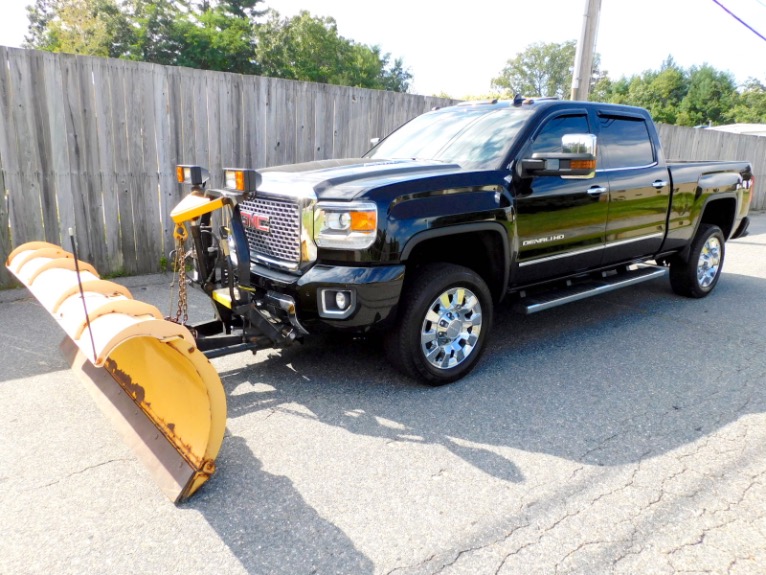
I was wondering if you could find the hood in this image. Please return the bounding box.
[257,158,467,200]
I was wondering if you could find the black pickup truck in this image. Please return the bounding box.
[177,98,753,385]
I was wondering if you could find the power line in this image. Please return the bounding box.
[712,0,766,42]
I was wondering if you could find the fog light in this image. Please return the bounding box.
[319,288,355,318]
[336,291,350,310]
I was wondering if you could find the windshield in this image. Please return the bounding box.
[366,105,532,169]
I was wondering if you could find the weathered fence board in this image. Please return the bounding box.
[156,64,179,260]
[79,57,110,269]
[122,62,147,274]
[59,53,90,262]
[108,58,137,275]
[0,170,10,287]
[314,83,335,160]
[0,50,14,176]
[92,56,120,273]
[28,52,59,246]
[0,48,19,287]
[206,70,222,188]
[43,52,74,253]
[295,82,316,164]
[135,63,164,274]
[8,49,48,250]
[240,75,258,169]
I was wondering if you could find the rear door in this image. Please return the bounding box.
[515,111,610,283]
[597,112,671,263]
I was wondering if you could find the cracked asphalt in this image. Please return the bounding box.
[2,213,765,575]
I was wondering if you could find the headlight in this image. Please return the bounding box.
[314,202,377,250]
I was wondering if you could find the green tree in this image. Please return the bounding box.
[729,78,766,123]
[600,58,688,123]
[376,53,411,93]
[589,75,627,103]
[493,40,588,99]
[174,0,261,73]
[256,10,345,84]
[644,58,688,123]
[491,43,765,127]
[24,2,411,90]
[255,10,411,92]
[26,0,263,72]
[24,0,57,50]
[25,0,132,57]
[122,0,183,65]
[677,65,737,126]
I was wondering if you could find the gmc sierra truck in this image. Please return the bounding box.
[175,97,753,385]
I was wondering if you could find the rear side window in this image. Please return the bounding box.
[598,116,655,169]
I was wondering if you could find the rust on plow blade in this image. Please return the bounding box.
[6,241,227,503]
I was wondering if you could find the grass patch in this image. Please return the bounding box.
[102,268,129,279]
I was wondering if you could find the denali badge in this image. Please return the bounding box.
[523,234,565,247]
[242,212,270,233]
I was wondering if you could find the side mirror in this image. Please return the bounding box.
[370,137,381,146]
[518,133,597,179]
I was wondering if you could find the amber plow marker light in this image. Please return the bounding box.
[223,168,260,193]
[5,241,226,503]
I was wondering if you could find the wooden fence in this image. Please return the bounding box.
[0,47,455,287]
[657,123,766,212]
[1,47,764,288]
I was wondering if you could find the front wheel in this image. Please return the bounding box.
[669,224,726,298]
[384,263,493,385]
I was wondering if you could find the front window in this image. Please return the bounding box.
[366,105,533,170]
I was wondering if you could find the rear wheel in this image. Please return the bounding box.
[669,224,725,298]
[384,263,493,385]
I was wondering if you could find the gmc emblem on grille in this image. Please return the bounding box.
[242,212,270,233]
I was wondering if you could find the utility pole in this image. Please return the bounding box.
[570,0,601,101]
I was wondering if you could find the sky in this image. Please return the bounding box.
[1,0,765,98]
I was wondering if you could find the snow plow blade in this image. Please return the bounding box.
[6,241,226,503]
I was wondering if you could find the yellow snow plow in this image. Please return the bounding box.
[7,165,306,502]
[6,240,227,503]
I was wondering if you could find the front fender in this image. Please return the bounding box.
[400,222,513,298]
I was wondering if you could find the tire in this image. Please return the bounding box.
[384,263,493,385]
[669,224,726,298]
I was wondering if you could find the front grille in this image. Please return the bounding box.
[240,196,302,267]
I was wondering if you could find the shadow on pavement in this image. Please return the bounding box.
[4,266,765,573]
[185,436,374,575]
[189,270,766,572]
[214,271,766,473]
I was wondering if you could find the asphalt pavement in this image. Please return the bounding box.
[2,214,765,575]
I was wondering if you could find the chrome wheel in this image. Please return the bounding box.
[420,287,483,370]
[670,224,725,299]
[385,263,493,384]
[697,235,721,288]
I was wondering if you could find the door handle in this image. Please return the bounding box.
[652,180,668,189]
[587,186,608,196]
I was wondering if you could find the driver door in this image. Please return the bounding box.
[514,112,609,283]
